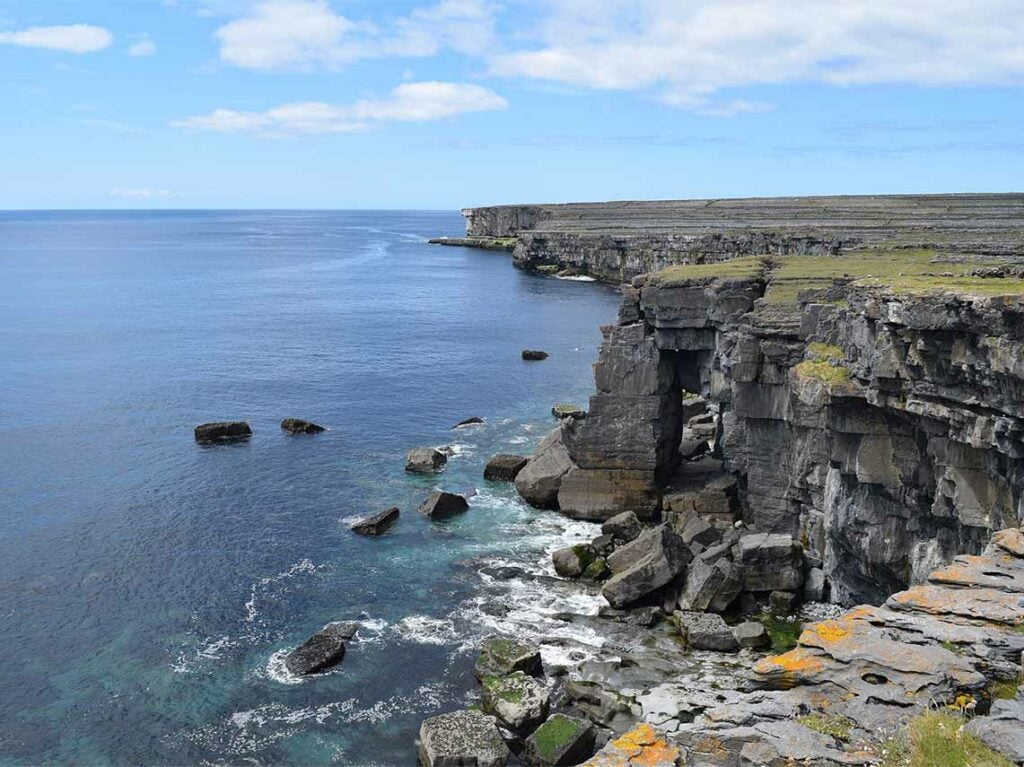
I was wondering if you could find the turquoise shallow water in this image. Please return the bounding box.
[0,210,621,765]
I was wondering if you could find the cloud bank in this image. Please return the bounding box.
[0,24,113,53]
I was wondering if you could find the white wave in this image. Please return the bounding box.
[391,615,460,646]
[264,648,305,686]
[244,558,323,624]
[507,435,529,444]
[170,635,237,674]
[555,274,597,282]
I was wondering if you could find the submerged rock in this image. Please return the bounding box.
[406,447,448,474]
[452,416,485,428]
[417,492,469,520]
[524,714,595,766]
[284,621,358,676]
[194,421,251,443]
[515,426,574,509]
[350,507,399,536]
[474,637,543,680]
[481,671,550,731]
[418,709,509,767]
[522,350,549,361]
[484,454,529,482]
[280,418,326,434]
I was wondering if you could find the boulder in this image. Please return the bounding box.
[679,556,741,613]
[417,492,469,520]
[419,709,510,767]
[732,621,770,649]
[515,426,575,509]
[452,416,484,428]
[602,525,691,608]
[474,637,543,680]
[673,611,740,652]
[552,545,595,578]
[769,590,800,615]
[406,447,448,474]
[280,418,325,434]
[579,723,680,767]
[680,517,721,549]
[284,621,358,675]
[965,698,1024,764]
[582,558,610,582]
[601,511,642,544]
[590,533,616,556]
[350,507,400,536]
[484,454,529,482]
[194,421,251,443]
[736,533,803,592]
[524,714,595,766]
[522,350,549,361]
[552,403,587,420]
[481,671,550,731]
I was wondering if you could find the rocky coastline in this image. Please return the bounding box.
[415,194,1024,766]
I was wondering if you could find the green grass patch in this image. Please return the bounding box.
[987,678,1021,701]
[650,255,765,287]
[797,713,854,742]
[758,613,804,653]
[807,342,844,363]
[482,673,525,705]
[794,359,852,386]
[899,711,1014,767]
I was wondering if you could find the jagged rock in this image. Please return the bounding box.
[524,714,595,766]
[522,350,549,361]
[406,447,447,474]
[475,637,543,680]
[992,528,1024,558]
[484,454,529,482]
[418,710,509,767]
[602,526,691,608]
[674,611,740,652]
[680,517,721,549]
[737,533,803,593]
[680,556,741,613]
[733,621,770,649]
[280,418,326,434]
[515,426,574,510]
[552,403,587,420]
[350,507,399,536]
[965,698,1024,764]
[564,680,642,732]
[580,723,681,766]
[284,621,358,675]
[602,511,642,543]
[452,416,484,428]
[582,558,610,582]
[481,671,550,731]
[194,421,251,442]
[591,534,616,556]
[417,491,469,519]
[597,605,662,627]
[553,545,595,578]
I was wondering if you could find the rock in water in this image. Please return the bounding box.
[418,710,510,767]
[551,403,587,420]
[417,491,469,520]
[350,507,399,536]
[474,637,543,680]
[524,714,595,766]
[522,350,549,361]
[194,421,251,443]
[484,454,529,482]
[284,621,358,676]
[280,418,326,434]
[580,723,680,766]
[452,416,485,428]
[552,544,596,578]
[601,525,691,608]
[515,425,575,509]
[406,447,448,474]
[481,671,550,731]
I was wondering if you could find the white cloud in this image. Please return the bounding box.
[173,81,507,136]
[0,24,112,53]
[213,0,496,70]
[128,36,156,57]
[109,187,180,199]
[490,0,1024,110]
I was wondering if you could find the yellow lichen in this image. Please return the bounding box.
[813,619,853,643]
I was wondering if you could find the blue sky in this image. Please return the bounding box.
[2,0,1023,209]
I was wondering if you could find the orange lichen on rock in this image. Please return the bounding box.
[812,619,853,643]
[754,647,825,677]
[582,723,681,766]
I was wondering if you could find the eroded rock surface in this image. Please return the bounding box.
[418,709,509,767]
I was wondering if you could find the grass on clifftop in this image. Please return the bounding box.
[650,255,765,286]
[878,711,1014,767]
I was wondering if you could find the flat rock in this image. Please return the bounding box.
[524,713,595,766]
[484,454,529,482]
[992,528,1024,558]
[522,350,550,361]
[350,507,399,536]
[737,533,803,593]
[886,583,1024,625]
[419,709,509,767]
[481,671,550,731]
[580,723,681,767]
[733,621,770,649]
[552,403,587,420]
[406,447,448,474]
[284,621,358,675]
[194,421,251,443]
[280,418,325,434]
[475,637,543,680]
[417,492,469,520]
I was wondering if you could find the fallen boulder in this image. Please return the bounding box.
[732,620,770,649]
[481,671,550,731]
[484,454,529,482]
[515,426,574,509]
[602,525,691,608]
[524,714,595,766]
[474,637,543,680]
[417,492,469,520]
[553,545,595,578]
[406,447,448,474]
[418,709,509,767]
[284,621,358,676]
[280,418,326,434]
[522,350,549,361]
[350,507,399,536]
[194,421,251,443]
[601,511,642,544]
[674,611,740,652]
[552,403,587,420]
[736,533,803,593]
[452,416,484,428]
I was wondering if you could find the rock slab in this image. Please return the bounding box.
[350,507,400,536]
[280,418,325,434]
[419,709,509,767]
[484,454,529,482]
[417,492,469,520]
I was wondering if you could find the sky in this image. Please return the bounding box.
[2,0,1024,209]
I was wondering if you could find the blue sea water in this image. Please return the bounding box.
[0,211,621,765]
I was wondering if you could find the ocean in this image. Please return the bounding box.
[0,210,621,765]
